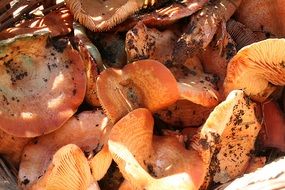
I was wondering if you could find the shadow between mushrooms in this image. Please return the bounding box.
[224,39,285,102]
[0,32,86,137]
[19,110,112,189]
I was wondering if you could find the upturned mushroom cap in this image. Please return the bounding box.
[224,39,285,102]
[96,59,179,123]
[108,108,207,190]
[0,33,86,137]
[19,110,112,189]
[65,0,144,31]
[192,90,261,186]
[32,144,99,190]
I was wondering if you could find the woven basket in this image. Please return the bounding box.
[0,1,284,190]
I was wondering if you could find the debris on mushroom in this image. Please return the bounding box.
[156,100,213,127]
[0,129,31,167]
[173,0,242,65]
[18,110,112,189]
[0,8,73,40]
[245,156,266,174]
[96,59,179,123]
[235,0,285,38]
[223,39,285,102]
[108,108,207,190]
[32,144,100,190]
[0,32,86,137]
[191,90,261,187]
[73,22,102,106]
[261,100,285,151]
[65,0,165,32]
[226,19,259,50]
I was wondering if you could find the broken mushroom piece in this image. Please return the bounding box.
[32,144,100,190]
[108,108,207,190]
[19,110,112,189]
[224,39,285,102]
[191,90,261,187]
[0,33,86,137]
[65,0,158,32]
[96,59,179,123]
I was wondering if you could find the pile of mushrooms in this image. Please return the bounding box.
[0,0,284,190]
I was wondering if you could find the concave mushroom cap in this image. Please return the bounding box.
[108,108,207,190]
[32,144,100,190]
[96,59,179,123]
[223,39,285,102]
[0,33,86,137]
[0,8,73,41]
[191,90,261,187]
[19,110,112,189]
[65,0,145,32]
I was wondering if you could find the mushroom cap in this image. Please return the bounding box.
[224,39,285,101]
[19,110,112,189]
[32,144,98,190]
[96,59,179,123]
[192,90,261,185]
[65,0,143,31]
[0,33,86,137]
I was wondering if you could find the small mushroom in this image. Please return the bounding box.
[32,144,100,190]
[0,33,86,137]
[223,39,285,101]
[96,59,179,123]
[65,0,161,32]
[191,90,261,186]
[108,108,207,190]
[19,110,112,189]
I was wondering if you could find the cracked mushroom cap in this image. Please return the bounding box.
[96,59,179,123]
[19,110,112,189]
[224,39,285,102]
[108,108,207,190]
[32,144,100,190]
[0,33,86,137]
[65,0,145,31]
[191,90,261,187]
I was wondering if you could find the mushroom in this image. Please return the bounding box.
[32,144,100,190]
[191,90,261,186]
[96,59,179,123]
[65,0,162,32]
[108,108,207,190]
[0,32,86,137]
[173,0,242,65]
[18,110,112,189]
[235,0,285,38]
[0,8,73,40]
[223,39,285,102]
[0,129,31,167]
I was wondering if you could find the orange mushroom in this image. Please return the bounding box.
[108,108,207,190]
[191,90,261,186]
[0,32,86,137]
[18,110,112,189]
[96,59,179,123]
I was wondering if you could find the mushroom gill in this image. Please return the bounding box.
[96,59,179,123]
[19,110,112,189]
[32,144,99,190]
[223,39,285,102]
[108,108,207,190]
[191,90,261,187]
[0,33,86,137]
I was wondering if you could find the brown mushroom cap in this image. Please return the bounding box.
[192,90,261,186]
[0,33,86,137]
[96,59,179,123]
[224,39,285,101]
[19,110,112,189]
[65,0,144,31]
[32,144,99,190]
